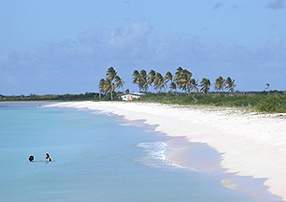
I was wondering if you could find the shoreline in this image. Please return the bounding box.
[45,101,286,201]
[164,138,281,201]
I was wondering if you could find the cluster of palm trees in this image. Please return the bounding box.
[99,67,124,100]
[132,69,166,93]
[132,67,236,94]
[215,76,236,93]
[99,67,236,100]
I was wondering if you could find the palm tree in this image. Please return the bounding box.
[102,67,124,100]
[215,76,225,92]
[133,70,141,91]
[106,67,117,81]
[190,79,199,92]
[164,71,173,83]
[133,70,148,92]
[147,70,156,89]
[225,77,236,93]
[174,67,183,91]
[265,83,270,91]
[174,67,192,93]
[114,75,124,90]
[182,69,192,92]
[139,70,148,92]
[164,71,173,92]
[105,79,112,93]
[99,79,112,98]
[99,79,106,99]
[153,72,165,92]
[106,67,116,100]
[200,78,211,94]
[170,82,177,93]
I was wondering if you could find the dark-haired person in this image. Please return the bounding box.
[28,155,34,162]
[45,153,52,162]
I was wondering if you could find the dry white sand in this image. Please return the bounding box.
[46,101,286,201]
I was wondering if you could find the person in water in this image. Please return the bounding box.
[45,153,52,162]
[28,155,34,162]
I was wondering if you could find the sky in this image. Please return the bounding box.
[1,0,286,94]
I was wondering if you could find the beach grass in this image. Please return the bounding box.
[139,92,286,113]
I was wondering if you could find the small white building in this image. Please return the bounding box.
[121,93,143,101]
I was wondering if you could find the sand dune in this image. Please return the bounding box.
[46,101,286,201]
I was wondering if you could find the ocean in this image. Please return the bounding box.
[0,102,274,202]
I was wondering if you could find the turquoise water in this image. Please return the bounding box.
[0,103,270,202]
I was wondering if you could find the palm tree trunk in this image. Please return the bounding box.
[110,84,115,101]
[111,91,113,101]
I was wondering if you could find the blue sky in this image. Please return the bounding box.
[1,0,286,94]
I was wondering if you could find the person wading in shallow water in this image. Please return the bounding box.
[45,153,52,162]
[28,155,34,162]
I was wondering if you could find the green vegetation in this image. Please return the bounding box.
[127,67,286,113]
[0,93,101,102]
[138,92,286,113]
[255,94,286,113]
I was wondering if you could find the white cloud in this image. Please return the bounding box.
[213,2,224,10]
[266,0,285,9]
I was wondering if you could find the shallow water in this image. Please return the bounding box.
[0,102,277,202]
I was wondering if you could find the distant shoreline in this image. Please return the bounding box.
[1,91,286,113]
[45,101,286,201]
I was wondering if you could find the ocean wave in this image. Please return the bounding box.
[137,141,184,169]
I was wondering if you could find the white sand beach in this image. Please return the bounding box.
[46,101,286,201]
